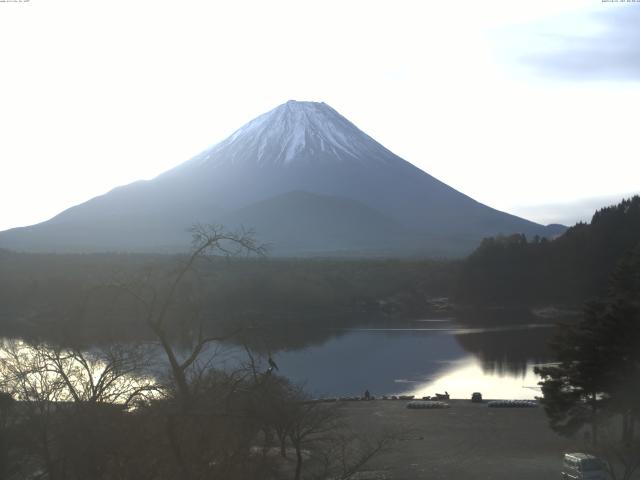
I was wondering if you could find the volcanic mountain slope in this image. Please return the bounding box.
[0,100,562,256]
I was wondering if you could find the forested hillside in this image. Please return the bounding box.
[0,250,458,342]
[457,196,640,306]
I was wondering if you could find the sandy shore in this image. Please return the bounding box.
[341,399,580,480]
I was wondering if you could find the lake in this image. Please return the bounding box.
[212,317,557,400]
[1,314,560,401]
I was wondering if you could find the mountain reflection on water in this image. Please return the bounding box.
[245,317,558,400]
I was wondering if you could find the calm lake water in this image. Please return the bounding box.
[213,317,557,400]
[2,315,559,401]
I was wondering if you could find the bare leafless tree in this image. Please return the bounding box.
[0,338,164,480]
[113,224,265,407]
[43,344,160,408]
[103,225,266,480]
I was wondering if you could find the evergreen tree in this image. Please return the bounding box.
[458,195,640,306]
[535,300,611,442]
[536,243,640,444]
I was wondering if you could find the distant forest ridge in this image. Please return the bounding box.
[0,251,457,343]
[457,195,640,306]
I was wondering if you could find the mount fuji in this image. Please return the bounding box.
[0,100,563,256]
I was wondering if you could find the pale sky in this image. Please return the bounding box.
[1,0,638,231]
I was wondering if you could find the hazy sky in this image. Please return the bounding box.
[1,0,638,231]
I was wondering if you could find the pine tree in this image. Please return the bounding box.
[536,243,640,445]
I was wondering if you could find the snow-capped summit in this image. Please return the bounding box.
[189,100,398,168]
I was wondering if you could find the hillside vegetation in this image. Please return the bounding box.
[0,251,457,342]
[457,196,640,306]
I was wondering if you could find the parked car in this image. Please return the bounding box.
[562,453,609,480]
[471,392,482,402]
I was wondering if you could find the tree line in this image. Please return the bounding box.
[457,196,640,306]
[0,243,458,344]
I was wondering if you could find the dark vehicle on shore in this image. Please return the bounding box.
[471,392,483,402]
